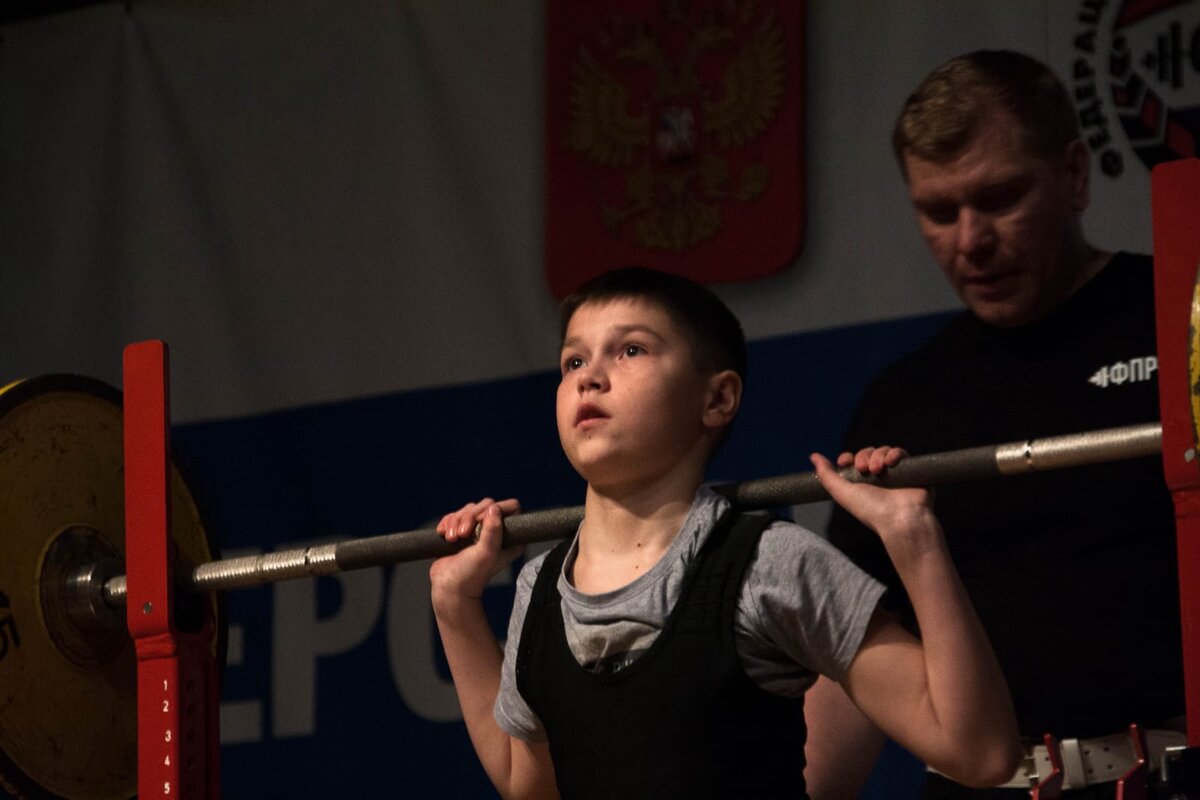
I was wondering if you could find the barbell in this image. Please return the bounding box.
[100,420,1164,601]
[0,368,1169,800]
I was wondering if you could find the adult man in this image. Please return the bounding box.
[804,50,1185,799]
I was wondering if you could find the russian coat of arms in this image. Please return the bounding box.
[545,0,805,296]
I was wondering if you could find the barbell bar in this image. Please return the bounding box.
[95,420,1164,605]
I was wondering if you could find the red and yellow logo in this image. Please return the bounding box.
[545,1,806,297]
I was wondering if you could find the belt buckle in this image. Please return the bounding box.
[975,724,1182,794]
[1031,724,1152,797]
[1114,723,1150,798]
[1031,734,1065,799]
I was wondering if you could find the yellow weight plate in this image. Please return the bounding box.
[0,376,219,800]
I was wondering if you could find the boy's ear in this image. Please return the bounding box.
[702,370,742,430]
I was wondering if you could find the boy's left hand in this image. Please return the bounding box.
[810,446,941,565]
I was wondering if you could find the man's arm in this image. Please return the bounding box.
[811,450,1021,787]
[431,500,559,799]
[803,676,885,800]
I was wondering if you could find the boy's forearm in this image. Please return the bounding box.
[432,594,541,796]
[884,526,1021,784]
[804,677,885,800]
[433,594,505,735]
[429,501,555,797]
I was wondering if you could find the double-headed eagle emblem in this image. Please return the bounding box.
[565,3,786,251]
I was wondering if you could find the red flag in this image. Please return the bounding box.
[545,1,806,297]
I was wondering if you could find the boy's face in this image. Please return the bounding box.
[556,298,716,490]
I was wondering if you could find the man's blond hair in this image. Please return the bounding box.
[892,50,1080,178]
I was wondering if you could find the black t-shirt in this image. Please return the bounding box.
[826,252,1183,737]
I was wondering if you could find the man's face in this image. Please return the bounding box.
[556,298,713,491]
[903,108,1090,327]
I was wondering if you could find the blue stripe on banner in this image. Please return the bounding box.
[170,311,952,799]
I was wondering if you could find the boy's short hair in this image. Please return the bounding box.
[560,266,747,381]
[892,49,1080,175]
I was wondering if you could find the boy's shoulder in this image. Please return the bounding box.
[755,518,848,564]
[516,543,561,591]
[749,518,881,588]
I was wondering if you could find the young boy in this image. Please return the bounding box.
[430,267,1020,799]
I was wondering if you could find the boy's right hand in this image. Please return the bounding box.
[429,498,524,613]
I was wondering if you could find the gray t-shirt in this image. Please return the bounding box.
[495,487,885,741]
